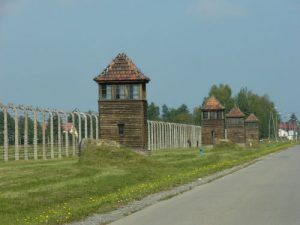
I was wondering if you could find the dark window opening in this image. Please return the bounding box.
[116,85,125,99]
[203,111,209,120]
[101,84,112,100]
[118,124,125,136]
[217,111,223,119]
[129,84,140,99]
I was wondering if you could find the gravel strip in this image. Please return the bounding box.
[67,159,259,225]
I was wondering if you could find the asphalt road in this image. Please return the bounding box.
[109,145,300,225]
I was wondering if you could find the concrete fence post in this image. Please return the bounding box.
[81,113,88,140]
[148,121,151,150]
[64,112,69,157]
[57,111,62,159]
[93,113,99,140]
[41,109,46,160]
[71,112,76,156]
[8,104,19,160]
[24,108,29,160]
[0,103,9,162]
[74,111,82,142]
[88,113,93,139]
[49,110,54,159]
[33,108,38,160]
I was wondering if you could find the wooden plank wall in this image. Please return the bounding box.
[99,100,148,149]
[202,119,225,145]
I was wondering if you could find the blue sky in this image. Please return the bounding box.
[0,0,299,119]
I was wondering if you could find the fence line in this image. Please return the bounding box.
[0,102,202,161]
[0,102,98,162]
[147,121,201,151]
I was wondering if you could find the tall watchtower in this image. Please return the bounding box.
[226,106,245,144]
[201,96,225,145]
[245,113,259,145]
[94,53,150,149]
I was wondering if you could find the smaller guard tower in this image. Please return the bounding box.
[94,53,150,149]
[226,106,245,144]
[245,113,260,145]
[201,96,225,145]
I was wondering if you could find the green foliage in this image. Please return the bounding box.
[203,84,235,112]
[78,141,156,168]
[289,113,298,122]
[147,102,160,121]
[161,104,193,124]
[192,106,202,125]
[235,87,279,138]
[212,141,242,151]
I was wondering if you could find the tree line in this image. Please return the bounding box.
[148,84,284,139]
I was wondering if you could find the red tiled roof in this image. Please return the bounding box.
[202,96,225,110]
[246,113,259,122]
[226,106,245,118]
[279,122,297,130]
[94,53,150,83]
[63,122,74,132]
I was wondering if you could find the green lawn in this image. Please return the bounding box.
[0,141,296,225]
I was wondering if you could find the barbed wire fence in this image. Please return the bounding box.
[0,102,202,162]
[147,121,201,151]
[0,102,98,161]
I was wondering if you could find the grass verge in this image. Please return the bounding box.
[0,141,297,225]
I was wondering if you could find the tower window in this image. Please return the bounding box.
[129,84,140,99]
[217,111,223,119]
[101,84,112,100]
[116,85,126,99]
[118,124,125,136]
[203,111,209,120]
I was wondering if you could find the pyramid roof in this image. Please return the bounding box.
[202,96,225,110]
[226,106,245,118]
[246,113,259,122]
[94,53,150,83]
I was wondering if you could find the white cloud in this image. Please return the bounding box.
[187,0,246,19]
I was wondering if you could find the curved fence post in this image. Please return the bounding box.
[48,110,54,159]
[57,111,62,159]
[41,109,46,160]
[71,112,76,156]
[88,113,93,139]
[81,112,88,140]
[92,113,99,140]
[32,108,38,160]
[74,111,82,142]
[24,107,29,160]
[0,103,9,161]
[147,120,151,151]
[64,111,69,157]
[8,103,19,160]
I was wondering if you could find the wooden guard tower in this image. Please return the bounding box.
[226,106,245,144]
[94,53,150,149]
[245,113,260,145]
[201,96,225,145]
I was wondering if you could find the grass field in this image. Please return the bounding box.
[0,141,296,225]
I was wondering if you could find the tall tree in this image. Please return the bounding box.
[203,84,235,113]
[192,106,202,125]
[147,102,160,121]
[289,113,298,123]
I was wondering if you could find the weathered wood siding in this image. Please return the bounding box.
[245,122,259,145]
[226,118,245,144]
[202,119,225,145]
[99,100,148,149]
